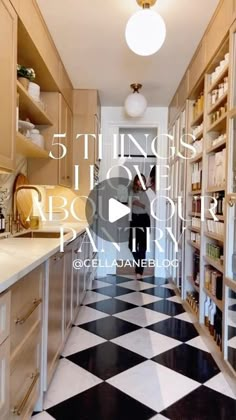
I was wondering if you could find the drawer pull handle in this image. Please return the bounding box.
[15,299,42,325]
[13,371,39,416]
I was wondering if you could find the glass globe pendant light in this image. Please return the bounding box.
[124,84,147,117]
[126,0,166,56]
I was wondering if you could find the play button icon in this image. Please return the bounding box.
[108,198,130,223]
[85,176,150,243]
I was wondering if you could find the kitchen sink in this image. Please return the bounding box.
[14,231,68,238]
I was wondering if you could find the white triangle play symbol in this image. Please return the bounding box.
[108,198,130,223]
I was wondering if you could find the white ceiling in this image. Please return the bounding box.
[36,0,220,106]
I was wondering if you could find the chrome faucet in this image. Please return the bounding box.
[13,185,42,229]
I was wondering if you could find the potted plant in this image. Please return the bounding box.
[17,65,36,89]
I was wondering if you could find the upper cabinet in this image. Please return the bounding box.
[73,90,101,195]
[205,0,234,65]
[188,40,206,95]
[0,0,17,172]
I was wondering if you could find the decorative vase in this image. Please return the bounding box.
[18,77,29,90]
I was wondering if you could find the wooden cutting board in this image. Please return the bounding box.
[13,173,33,229]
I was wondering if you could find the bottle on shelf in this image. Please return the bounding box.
[204,296,211,326]
[0,208,5,234]
[209,302,216,336]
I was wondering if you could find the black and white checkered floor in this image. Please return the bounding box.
[33,275,236,420]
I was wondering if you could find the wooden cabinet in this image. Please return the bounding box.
[47,252,64,387]
[0,292,11,346]
[0,0,16,172]
[28,93,72,187]
[73,90,101,195]
[9,324,40,420]
[64,243,73,338]
[168,92,179,127]
[188,40,206,94]
[8,265,43,420]
[10,266,42,356]
[0,338,10,420]
[205,0,233,64]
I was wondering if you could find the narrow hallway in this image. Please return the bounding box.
[33,275,236,420]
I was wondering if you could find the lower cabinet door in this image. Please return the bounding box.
[0,338,10,419]
[47,253,64,386]
[9,324,40,420]
[64,245,73,337]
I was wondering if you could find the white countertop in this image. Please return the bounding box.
[0,223,87,293]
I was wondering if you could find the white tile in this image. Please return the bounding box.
[107,360,200,412]
[167,295,182,304]
[116,291,162,306]
[186,336,210,353]
[228,336,236,349]
[205,373,236,399]
[74,306,109,325]
[90,279,111,289]
[120,280,156,291]
[150,415,170,420]
[62,327,105,357]
[117,274,153,279]
[174,312,195,323]
[111,328,181,359]
[31,413,55,420]
[44,358,102,410]
[161,283,176,290]
[82,291,110,305]
[114,307,169,327]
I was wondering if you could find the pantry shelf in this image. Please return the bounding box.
[16,132,49,158]
[205,185,226,193]
[190,153,203,164]
[189,190,202,196]
[208,91,228,115]
[203,256,224,273]
[187,240,201,251]
[191,111,204,127]
[206,139,226,154]
[205,214,224,222]
[208,65,229,93]
[204,231,224,242]
[203,287,223,311]
[207,112,227,132]
[17,81,53,126]
[189,212,201,218]
[192,129,203,142]
[188,226,201,233]
[187,276,200,293]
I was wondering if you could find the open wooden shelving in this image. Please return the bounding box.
[205,185,226,193]
[191,111,204,127]
[16,132,49,158]
[187,239,201,251]
[190,153,203,164]
[203,255,224,273]
[208,91,228,115]
[17,81,53,126]
[187,276,200,293]
[207,112,227,132]
[203,287,223,311]
[206,138,226,154]
[208,65,229,93]
[204,231,224,242]
[188,226,201,233]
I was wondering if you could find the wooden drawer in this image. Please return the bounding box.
[10,266,42,355]
[0,338,10,419]
[0,291,11,346]
[9,324,40,420]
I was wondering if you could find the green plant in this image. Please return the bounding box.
[17,65,36,82]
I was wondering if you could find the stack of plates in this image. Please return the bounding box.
[28,82,40,102]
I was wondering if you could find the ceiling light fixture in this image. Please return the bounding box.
[125,0,166,56]
[124,84,147,117]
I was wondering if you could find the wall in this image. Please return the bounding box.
[97,106,168,278]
